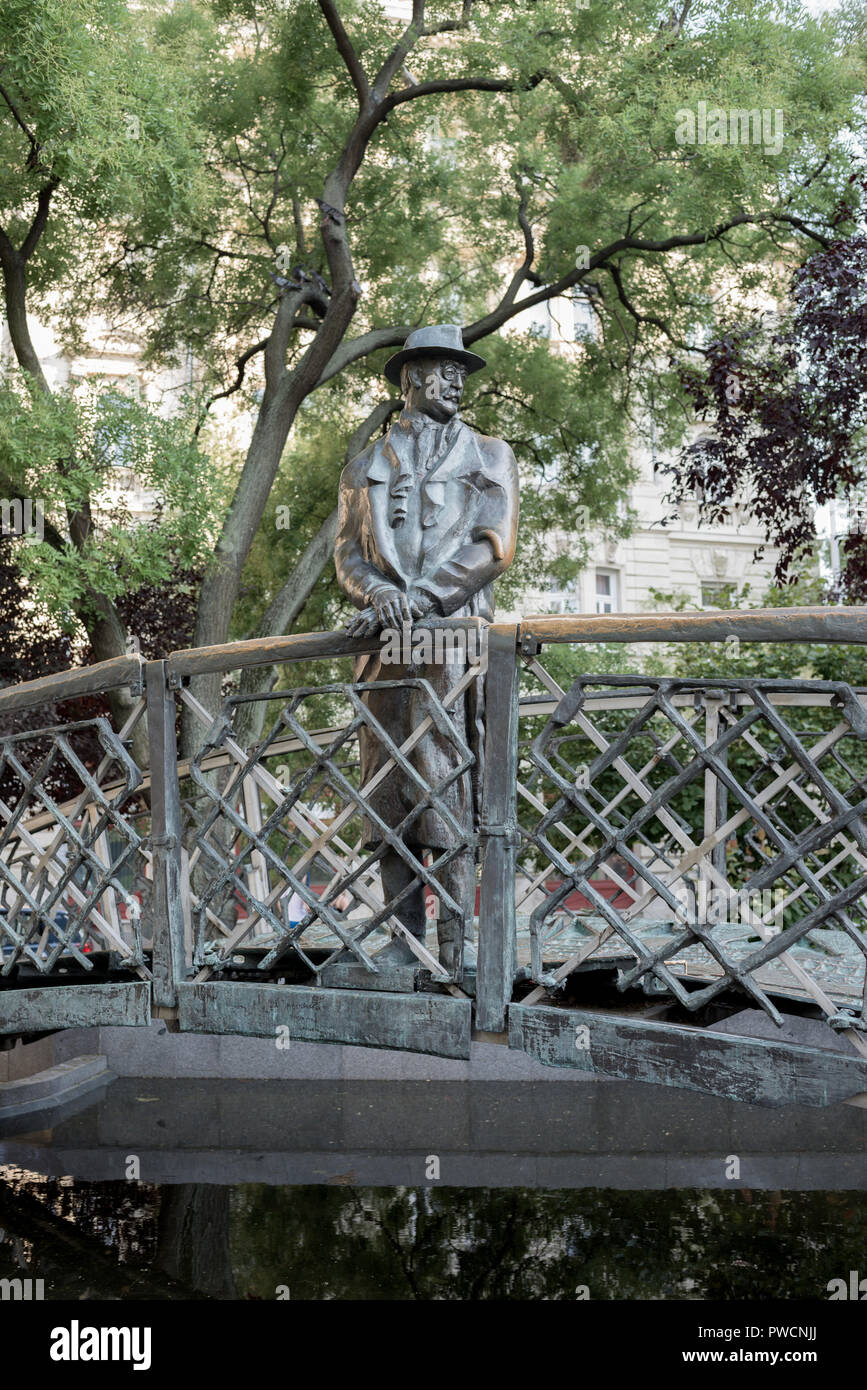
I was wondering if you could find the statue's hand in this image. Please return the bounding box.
[344,605,378,637]
[408,588,436,619]
[372,586,411,630]
[344,587,411,636]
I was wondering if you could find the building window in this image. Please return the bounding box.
[425,115,458,169]
[595,569,618,614]
[527,579,581,615]
[572,293,596,341]
[548,591,581,615]
[701,581,732,608]
[95,385,138,469]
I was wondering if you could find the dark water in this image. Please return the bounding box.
[2,1075,866,1300]
[2,1173,866,1300]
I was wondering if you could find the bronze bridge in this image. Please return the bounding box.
[2,608,867,1109]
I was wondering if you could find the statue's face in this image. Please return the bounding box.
[410,356,468,421]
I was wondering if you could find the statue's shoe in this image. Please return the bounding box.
[437,934,477,974]
[373,934,425,967]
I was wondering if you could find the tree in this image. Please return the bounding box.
[2,0,865,756]
[0,365,222,759]
[228,1182,867,1300]
[0,0,214,751]
[665,174,867,592]
[0,524,202,803]
[0,533,106,803]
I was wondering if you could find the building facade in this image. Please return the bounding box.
[499,290,781,621]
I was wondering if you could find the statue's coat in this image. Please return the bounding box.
[335,412,519,847]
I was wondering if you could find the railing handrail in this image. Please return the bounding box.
[0,618,488,717]
[520,606,867,648]
[2,606,867,721]
[0,654,144,718]
[166,615,487,681]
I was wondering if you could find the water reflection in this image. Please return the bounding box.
[2,1076,865,1299]
[2,1175,866,1300]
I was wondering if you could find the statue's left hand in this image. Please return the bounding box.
[344,604,379,636]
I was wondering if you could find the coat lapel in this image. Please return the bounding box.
[424,418,482,486]
[364,440,406,584]
[363,418,489,579]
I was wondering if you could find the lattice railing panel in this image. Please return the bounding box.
[180,668,480,984]
[516,671,867,1036]
[0,712,150,977]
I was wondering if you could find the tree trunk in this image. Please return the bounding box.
[232,508,338,748]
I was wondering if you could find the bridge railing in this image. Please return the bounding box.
[0,656,152,987]
[502,611,867,1067]
[2,607,867,1101]
[165,618,486,999]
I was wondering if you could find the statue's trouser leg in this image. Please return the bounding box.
[376,848,427,963]
[435,847,477,974]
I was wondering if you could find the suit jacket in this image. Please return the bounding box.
[335,411,519,847]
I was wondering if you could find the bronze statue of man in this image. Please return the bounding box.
[334,324,519,974]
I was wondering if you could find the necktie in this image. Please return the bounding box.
[417,423,444,475]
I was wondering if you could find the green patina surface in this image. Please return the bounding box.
[509,1003,867,1109]
[0,982,151,1033]
[178,982,473,1059]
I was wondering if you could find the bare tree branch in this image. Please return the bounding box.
[18,176,60,264]
[0,79,39,156]
[292,192,308,258]
[370,0,426,101]
[605,261,707,354]
[266,285,322,388]
[194,237,262,263]
[464,209,831,344]
[0,471,66,552]
[195,338,269,432]
[422,1,475,36]
[312,208,831,387]
[0,222,17,275]
[315,325,412,387]
[659,0,693,40]
[499,178,539,309]
[770,211,831,249]
[380,72,546,117]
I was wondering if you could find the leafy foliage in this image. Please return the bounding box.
[666,178,867,590]
[227,1183,867,1300]
[0,0,209,318]
[2,0,866,690]
[0,370,225,629]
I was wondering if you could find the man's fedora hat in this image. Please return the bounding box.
[384,323,486,387]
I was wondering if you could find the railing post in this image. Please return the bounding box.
[146,659,186,1011]
[477,622,520,1032]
